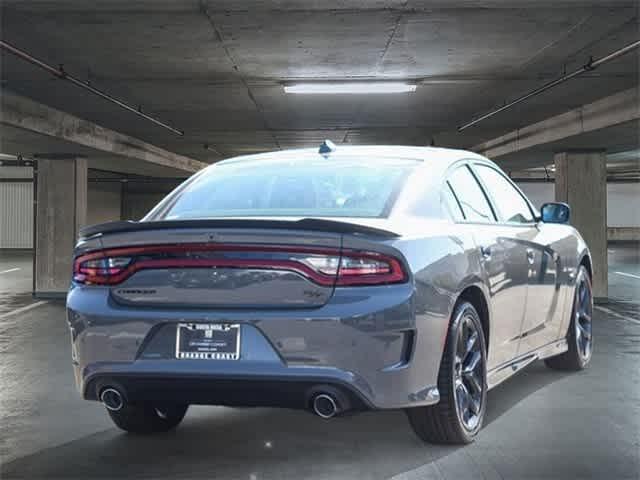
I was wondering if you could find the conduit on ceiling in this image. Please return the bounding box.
[0,40,184,136]
[458,40,640,131]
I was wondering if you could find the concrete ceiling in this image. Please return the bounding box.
[1,0,638,167]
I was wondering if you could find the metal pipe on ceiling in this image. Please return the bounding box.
[0,40,184,136]
[458,39,640,132]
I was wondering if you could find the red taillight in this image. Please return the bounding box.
[336,254,406,286]
[297,252,406,285]
[73,256,133,285]
[73,244,407,287]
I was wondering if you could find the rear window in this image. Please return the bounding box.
[152,157,417,220]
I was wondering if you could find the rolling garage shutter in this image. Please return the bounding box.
[0,182,33,248]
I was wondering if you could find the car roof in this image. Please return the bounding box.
[214,145,487,170]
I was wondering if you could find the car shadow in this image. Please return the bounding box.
[1,361,571,480]
[484,360,571,426]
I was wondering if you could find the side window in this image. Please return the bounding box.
[474,165,534,224]
[447,165,495,222]
[442,181,464,221]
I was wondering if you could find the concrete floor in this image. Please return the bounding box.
[608,243,640,304]
[1,247,639,479]
[0,251,34,316]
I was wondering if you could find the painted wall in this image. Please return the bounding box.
[87,183,121,226]
[1,180,123,248]
[1,178,637,249]
[607,183,640,228]
[517,182,640,228]
[0,167,31,179]
[121,191,166,220]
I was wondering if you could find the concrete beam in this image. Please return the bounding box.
[473,88,640,159]
[1,90,207,173]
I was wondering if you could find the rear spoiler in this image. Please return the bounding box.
[79,218,400,240]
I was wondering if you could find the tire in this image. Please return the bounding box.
[545,265,593,371]
[406,300,488,445]
[106,403,188,434]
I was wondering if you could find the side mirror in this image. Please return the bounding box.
[540,202,570,224]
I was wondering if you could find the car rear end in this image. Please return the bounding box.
[66,150,442,414]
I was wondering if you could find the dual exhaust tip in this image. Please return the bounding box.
[312,393,340,419]
[100,387,125,412]
[310,387,349,419]
[100,384,349,418]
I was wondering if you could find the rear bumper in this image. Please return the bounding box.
[84,373,374,411]
[67,282,448,410]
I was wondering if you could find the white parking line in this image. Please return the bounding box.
[0,301,48,321]
[595,306,640,325]
[613,271,640,280]
[0,268,20,274]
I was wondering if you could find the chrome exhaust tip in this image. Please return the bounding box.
[312,393,339,419]
[100,387,125,412]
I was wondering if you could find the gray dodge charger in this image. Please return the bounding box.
[67,144,593,444]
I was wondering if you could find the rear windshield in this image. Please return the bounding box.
[151,157,417,220]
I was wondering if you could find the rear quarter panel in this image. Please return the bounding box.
[342,218,484,398]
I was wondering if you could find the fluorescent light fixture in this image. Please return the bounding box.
[284,82,416,94]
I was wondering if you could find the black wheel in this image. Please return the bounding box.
[106,403,188,434]
[406,300,487,444]
[545,265,593,371]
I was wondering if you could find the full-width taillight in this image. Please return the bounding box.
[73,244,407,287]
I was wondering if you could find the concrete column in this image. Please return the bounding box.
[34,158,87,297]
[554,150,607,300]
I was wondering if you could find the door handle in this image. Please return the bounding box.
[526,248,535,264]
[480,246,492,259]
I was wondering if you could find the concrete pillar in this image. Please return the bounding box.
[554,150,607,300]
[34,158,87,297]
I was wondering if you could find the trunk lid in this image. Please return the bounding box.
[76,219,398,309]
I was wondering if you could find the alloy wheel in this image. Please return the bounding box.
[575,274,593,363]
[453,313,485,431]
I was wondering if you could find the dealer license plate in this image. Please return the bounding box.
[175,323,240,360]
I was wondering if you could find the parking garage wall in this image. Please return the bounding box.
[87,183,121,225]
[2,179,637,249]
[517,181,640,241]
[121,192,164,220]
[0,175,123,249]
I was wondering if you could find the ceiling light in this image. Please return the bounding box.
[284,82,416,94]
